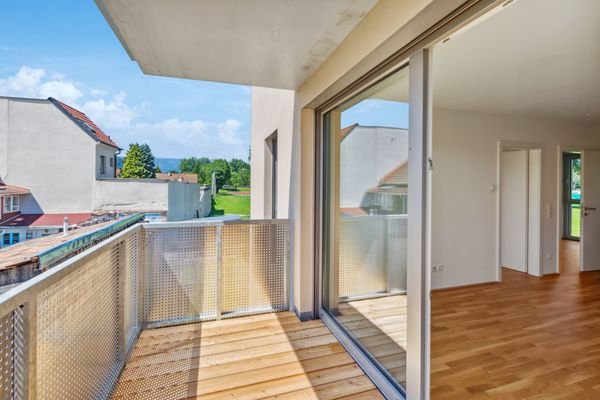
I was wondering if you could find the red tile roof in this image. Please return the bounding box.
[0,184,30,196]
[339,123,358,140]
[0,213,93,228]
[49,98,120,149]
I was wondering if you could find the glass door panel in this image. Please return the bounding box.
[322,65,410,391]
[563,153,581,240]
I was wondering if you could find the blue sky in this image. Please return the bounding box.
[0,1,251,159]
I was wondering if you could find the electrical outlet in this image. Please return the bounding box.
[438,265,444,272]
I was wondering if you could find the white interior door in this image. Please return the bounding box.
[501,150,528,273]
[581,150,600,271]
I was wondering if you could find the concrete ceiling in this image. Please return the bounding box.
[96,0,377,89]
[433,0,600,123]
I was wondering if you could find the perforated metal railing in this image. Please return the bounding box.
[0,219,290,399]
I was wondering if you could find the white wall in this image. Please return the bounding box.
[94,179,209,221]
[0,98,96,213]
[340,126,408,207]
[431,108,600,289]
[96,143,118,178]
[94,179,169,213]
[167,182,210,221]
[250,87,295,219]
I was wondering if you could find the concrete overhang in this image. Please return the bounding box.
[95,0,377,89]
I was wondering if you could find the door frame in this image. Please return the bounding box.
[496,141,543,279]
[556,145,600,273]
[562,152,581,241]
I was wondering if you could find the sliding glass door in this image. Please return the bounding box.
[321,65,410,392]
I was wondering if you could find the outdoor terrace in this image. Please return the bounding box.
[0,219,383,399]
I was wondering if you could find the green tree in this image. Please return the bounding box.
[120,143,156,178]
[229,158,250,188]
[179,157,211,183]
[205,159,231,192]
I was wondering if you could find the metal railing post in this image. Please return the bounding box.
[117,240,127,363]
[216,225,223,320]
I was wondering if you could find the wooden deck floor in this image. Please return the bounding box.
[337,295,407,387]
[431,240,600,399]
[111,311,384,399]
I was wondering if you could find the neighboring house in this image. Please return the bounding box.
[0,96,120,213]
[0,183,30,247]
[0,96,209,222]
[0,213,94,248]
[0,182,97,248]
[338,124,408,214]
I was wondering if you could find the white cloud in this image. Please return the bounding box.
[82,92,140,130]
[0,66,83,104]
[115,117,249,159]
[0,66,250,159]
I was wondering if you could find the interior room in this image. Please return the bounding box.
[429,0,600,398]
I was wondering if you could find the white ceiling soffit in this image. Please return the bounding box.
[96,0,377,89]
[433,0,600,122]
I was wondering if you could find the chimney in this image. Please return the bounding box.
[63,216,69,236]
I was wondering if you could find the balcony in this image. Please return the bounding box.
[0,219,383,399]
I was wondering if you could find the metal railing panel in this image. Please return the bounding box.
[339,215,407,300]
[143,225,219,327]
[0,307,25,400]
[221,222,290,316]
[122,229,141,353]
[36,244,121,399]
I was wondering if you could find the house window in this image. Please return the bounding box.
[3,196,19,213]
[2,232,19,246]
[26,230,33,240]
[109,156,114,168]
[100,155,106,175]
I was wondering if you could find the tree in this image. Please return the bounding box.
[229,158,250,188]
[204,159,231,192]
[155,165,162,174]
[120,143,156,179]
[179,157,211,183]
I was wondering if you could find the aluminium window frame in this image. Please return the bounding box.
[311,1,507,399]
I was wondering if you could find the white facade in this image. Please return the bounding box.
[0,97,118,213]
[340,126,408,208]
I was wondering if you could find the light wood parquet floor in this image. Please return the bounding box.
[431,240,600,400]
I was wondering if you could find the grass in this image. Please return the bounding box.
[571,204,581,238]
[210,188,251,219]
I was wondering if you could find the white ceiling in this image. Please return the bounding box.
[96,0,377,89]
[433,0,600,122]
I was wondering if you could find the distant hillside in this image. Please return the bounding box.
[117,157,181,173]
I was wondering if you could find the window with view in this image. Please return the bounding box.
[3,196,19,213]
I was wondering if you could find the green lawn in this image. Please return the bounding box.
[571,204,581,238]
[210,188,251,219]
